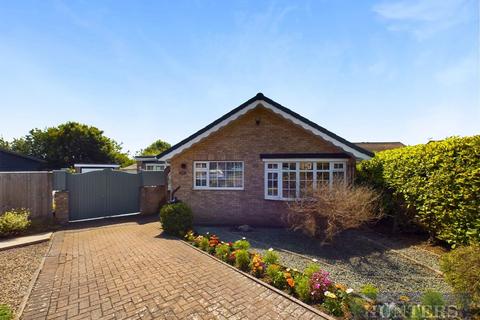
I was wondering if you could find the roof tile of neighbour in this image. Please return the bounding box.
[157,93,374,160]
[0,147,46,163]
[354,142,405,153]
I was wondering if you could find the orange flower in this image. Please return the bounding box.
[287,278,295,288]
[335,283,347,291]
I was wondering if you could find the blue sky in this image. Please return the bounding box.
[0,0,478,155]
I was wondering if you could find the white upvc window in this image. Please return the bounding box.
[193,161,244,190]
[145,164,165,171]
[264,159,347,200]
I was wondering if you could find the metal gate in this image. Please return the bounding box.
[66,169,141,221]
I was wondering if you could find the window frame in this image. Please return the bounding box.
[193,161,245,190]
[144,164,165,171]
[263,159,347,200]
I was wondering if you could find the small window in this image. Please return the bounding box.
[145,164,165,171]
[193,161,243,190]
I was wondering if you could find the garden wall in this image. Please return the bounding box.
[0,171,53,218]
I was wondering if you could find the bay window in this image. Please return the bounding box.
[194,161,244,190]
[264,160,347,200]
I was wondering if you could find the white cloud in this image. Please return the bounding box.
[373,0,473,39]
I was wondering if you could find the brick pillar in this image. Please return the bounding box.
[140,186,167,215]
[54,191,69,224]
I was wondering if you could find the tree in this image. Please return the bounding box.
[5,122,133,169]
[0,137,9,149]
[138,139,171,156]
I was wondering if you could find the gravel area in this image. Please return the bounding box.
[0,241,49,314]
[196,226,451,302]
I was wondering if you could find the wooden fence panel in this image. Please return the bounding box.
[0,172,53,218]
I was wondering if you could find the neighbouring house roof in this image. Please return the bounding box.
[135,155,166,163]
[354,142,405,153]
[0,147,46,163]
[157,93,374,161]
[120,163,137,171]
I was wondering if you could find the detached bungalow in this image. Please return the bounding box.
[158,93,373,226]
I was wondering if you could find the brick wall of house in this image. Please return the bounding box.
[170,105,356,226]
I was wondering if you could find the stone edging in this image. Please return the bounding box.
[181,240,336,320]
[15,232,56,320]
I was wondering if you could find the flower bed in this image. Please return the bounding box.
[185,231,374,318]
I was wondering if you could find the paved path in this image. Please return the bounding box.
[21,221,322,319]
[0,232,51,251]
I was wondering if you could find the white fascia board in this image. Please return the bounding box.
[73,164,120,168]
[158,100,372,161]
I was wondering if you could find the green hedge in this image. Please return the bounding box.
[160,202,193,237]
[357,136,480,246]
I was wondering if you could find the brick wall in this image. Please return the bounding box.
[170,105,356,226]
[140,186,167,215]
[54,191,69,224]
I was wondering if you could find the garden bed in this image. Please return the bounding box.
[196,226,450,302]
[184,230,456,319]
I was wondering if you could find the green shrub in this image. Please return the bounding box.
[294,274,311,302]
[421,289,445,308]
[0,209,31,237]
[0,304,13,320]
[263,249,279,265]
[265,264,287,289]
[215,244,231,261]
[159,202,193,237]
[357,136,480,246]
[303,263,321,278]
[235,249,250,271]
[199,237,209,251]
[360,283,378,300]
[233,239,250,250]
[440,244,480,304]
[322,296,344,317]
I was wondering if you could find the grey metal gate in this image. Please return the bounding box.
[67,169,141,221]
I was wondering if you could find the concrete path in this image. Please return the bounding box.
[0,232,52,251]
[21,221,323,319]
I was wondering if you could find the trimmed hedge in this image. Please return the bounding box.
[357,136,480,246]
[159,202,193,237]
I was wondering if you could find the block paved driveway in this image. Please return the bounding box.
[22,219,323,320]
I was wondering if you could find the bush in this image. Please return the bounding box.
[198,237,209,251]
[0,209,31,237]
[420,289,445,308]
[287,184,382,242]
[159,202,193,237]
[440,244,480,304]
[266,264,287,289]
[215,244,231,261]
[235,249,250,271]
[357,136,480,246]
[263,249,279,265]
[360,283,379,300]
[294,274,311,302]
[0,304,13,320]
[304,263,321,278]
[233,239,250,250]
